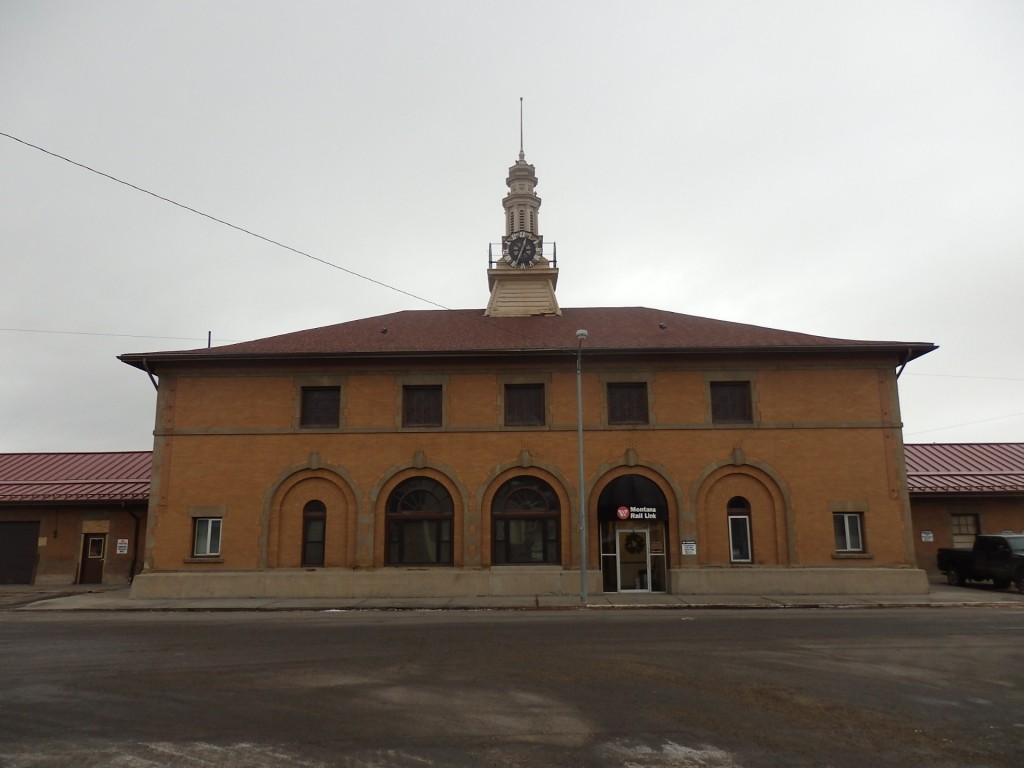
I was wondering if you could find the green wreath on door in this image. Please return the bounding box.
[624,532,645,554]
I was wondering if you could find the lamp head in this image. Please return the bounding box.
[576,329,588,341]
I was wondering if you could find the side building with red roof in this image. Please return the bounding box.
[0,452,150,585]
[906,443,1024,577]
[119,147,937,599]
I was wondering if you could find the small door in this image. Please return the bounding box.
[0,521,40,584]
[79,535,106,584]
[617,529,650,591]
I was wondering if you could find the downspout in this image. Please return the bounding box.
[133,360,156,581]
[137,358,159,581]
[125,501,142,583]
[895,348,911,379]
[889,348,918,566]
[142,358,159,391]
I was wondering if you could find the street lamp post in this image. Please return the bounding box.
[576,329,588,603]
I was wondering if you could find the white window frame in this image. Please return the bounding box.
[193,517,222,557]
[728,515,752,563]
[833,512,863,553]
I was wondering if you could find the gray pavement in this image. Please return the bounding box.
[3,580,1023,612]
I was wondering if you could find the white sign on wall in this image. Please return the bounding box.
[681,540,697,556]
[116,538,129,555]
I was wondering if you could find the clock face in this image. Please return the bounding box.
[505,231,539,267]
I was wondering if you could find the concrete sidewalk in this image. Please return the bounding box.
[3,582,1023,612]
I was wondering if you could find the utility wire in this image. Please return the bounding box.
[0,130,451,311]
[5,324,1024,386]
[0,131,545,344]
[7,323,1023,438]
[18,321,1024,387]
[0,327,238,343]
[905,411,1024,437]
[8,131,1024,375]
[905,373,1024,382]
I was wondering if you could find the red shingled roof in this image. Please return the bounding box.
[905,443,1024,495]
[0,451,152,502]
[120,307,935,367]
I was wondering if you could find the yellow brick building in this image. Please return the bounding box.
[121,147,935,598]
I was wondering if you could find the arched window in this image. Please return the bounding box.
[386,477,454,566]
[728,497,752,563]
[302,500,326,567]
[492,477,560,564]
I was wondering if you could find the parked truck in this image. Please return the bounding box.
[937,534,1024,592]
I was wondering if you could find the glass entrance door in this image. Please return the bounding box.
[617,529,650,591]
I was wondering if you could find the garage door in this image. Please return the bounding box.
[0,521,40,584]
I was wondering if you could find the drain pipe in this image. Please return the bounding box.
[141,358,158,391]
[133,359,155,582]
[125,502,142,583]
[895,348,911,379]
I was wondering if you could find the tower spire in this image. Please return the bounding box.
[484,105,560,317]
[519,97,525,160]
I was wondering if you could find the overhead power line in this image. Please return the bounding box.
[5,326,1022,437]
[0,130,451,311]
[905,373,1024,382]
[905,411,1024,437]
[6,134,1023,446]
[0,327,237,343]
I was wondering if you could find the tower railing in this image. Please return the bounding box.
[488,241,557,269]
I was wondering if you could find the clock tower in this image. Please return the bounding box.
[484,141,561,317]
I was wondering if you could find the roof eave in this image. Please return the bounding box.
[120,342,935,371]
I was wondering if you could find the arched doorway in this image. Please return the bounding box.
[597,474,669,593]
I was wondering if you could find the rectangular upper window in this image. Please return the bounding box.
[300,386,340,428]
[833,512,864,553]
[504,383,545,426]
[193,518,222,557]
[710,381,753,423]
[403,385,442,427]
[607,382,649,425]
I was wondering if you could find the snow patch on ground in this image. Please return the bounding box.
[0,738,741,767]
[602,739,742,767]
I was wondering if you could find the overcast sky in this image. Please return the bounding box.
[2,1,1022,453]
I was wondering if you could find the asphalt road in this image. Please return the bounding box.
[1,608,1021,768]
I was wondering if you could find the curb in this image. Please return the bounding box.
[10,597,1024,613]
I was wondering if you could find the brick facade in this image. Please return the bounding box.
[125,332,933,597]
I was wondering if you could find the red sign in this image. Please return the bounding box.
[616,506,631,520]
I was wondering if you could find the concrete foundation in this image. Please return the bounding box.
[670,567,929,595]
[129,566,930,599]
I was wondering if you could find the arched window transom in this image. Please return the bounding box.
[492,477,561,564]
[386,477,454,566]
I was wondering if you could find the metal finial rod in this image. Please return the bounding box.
[519,97,524,154]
